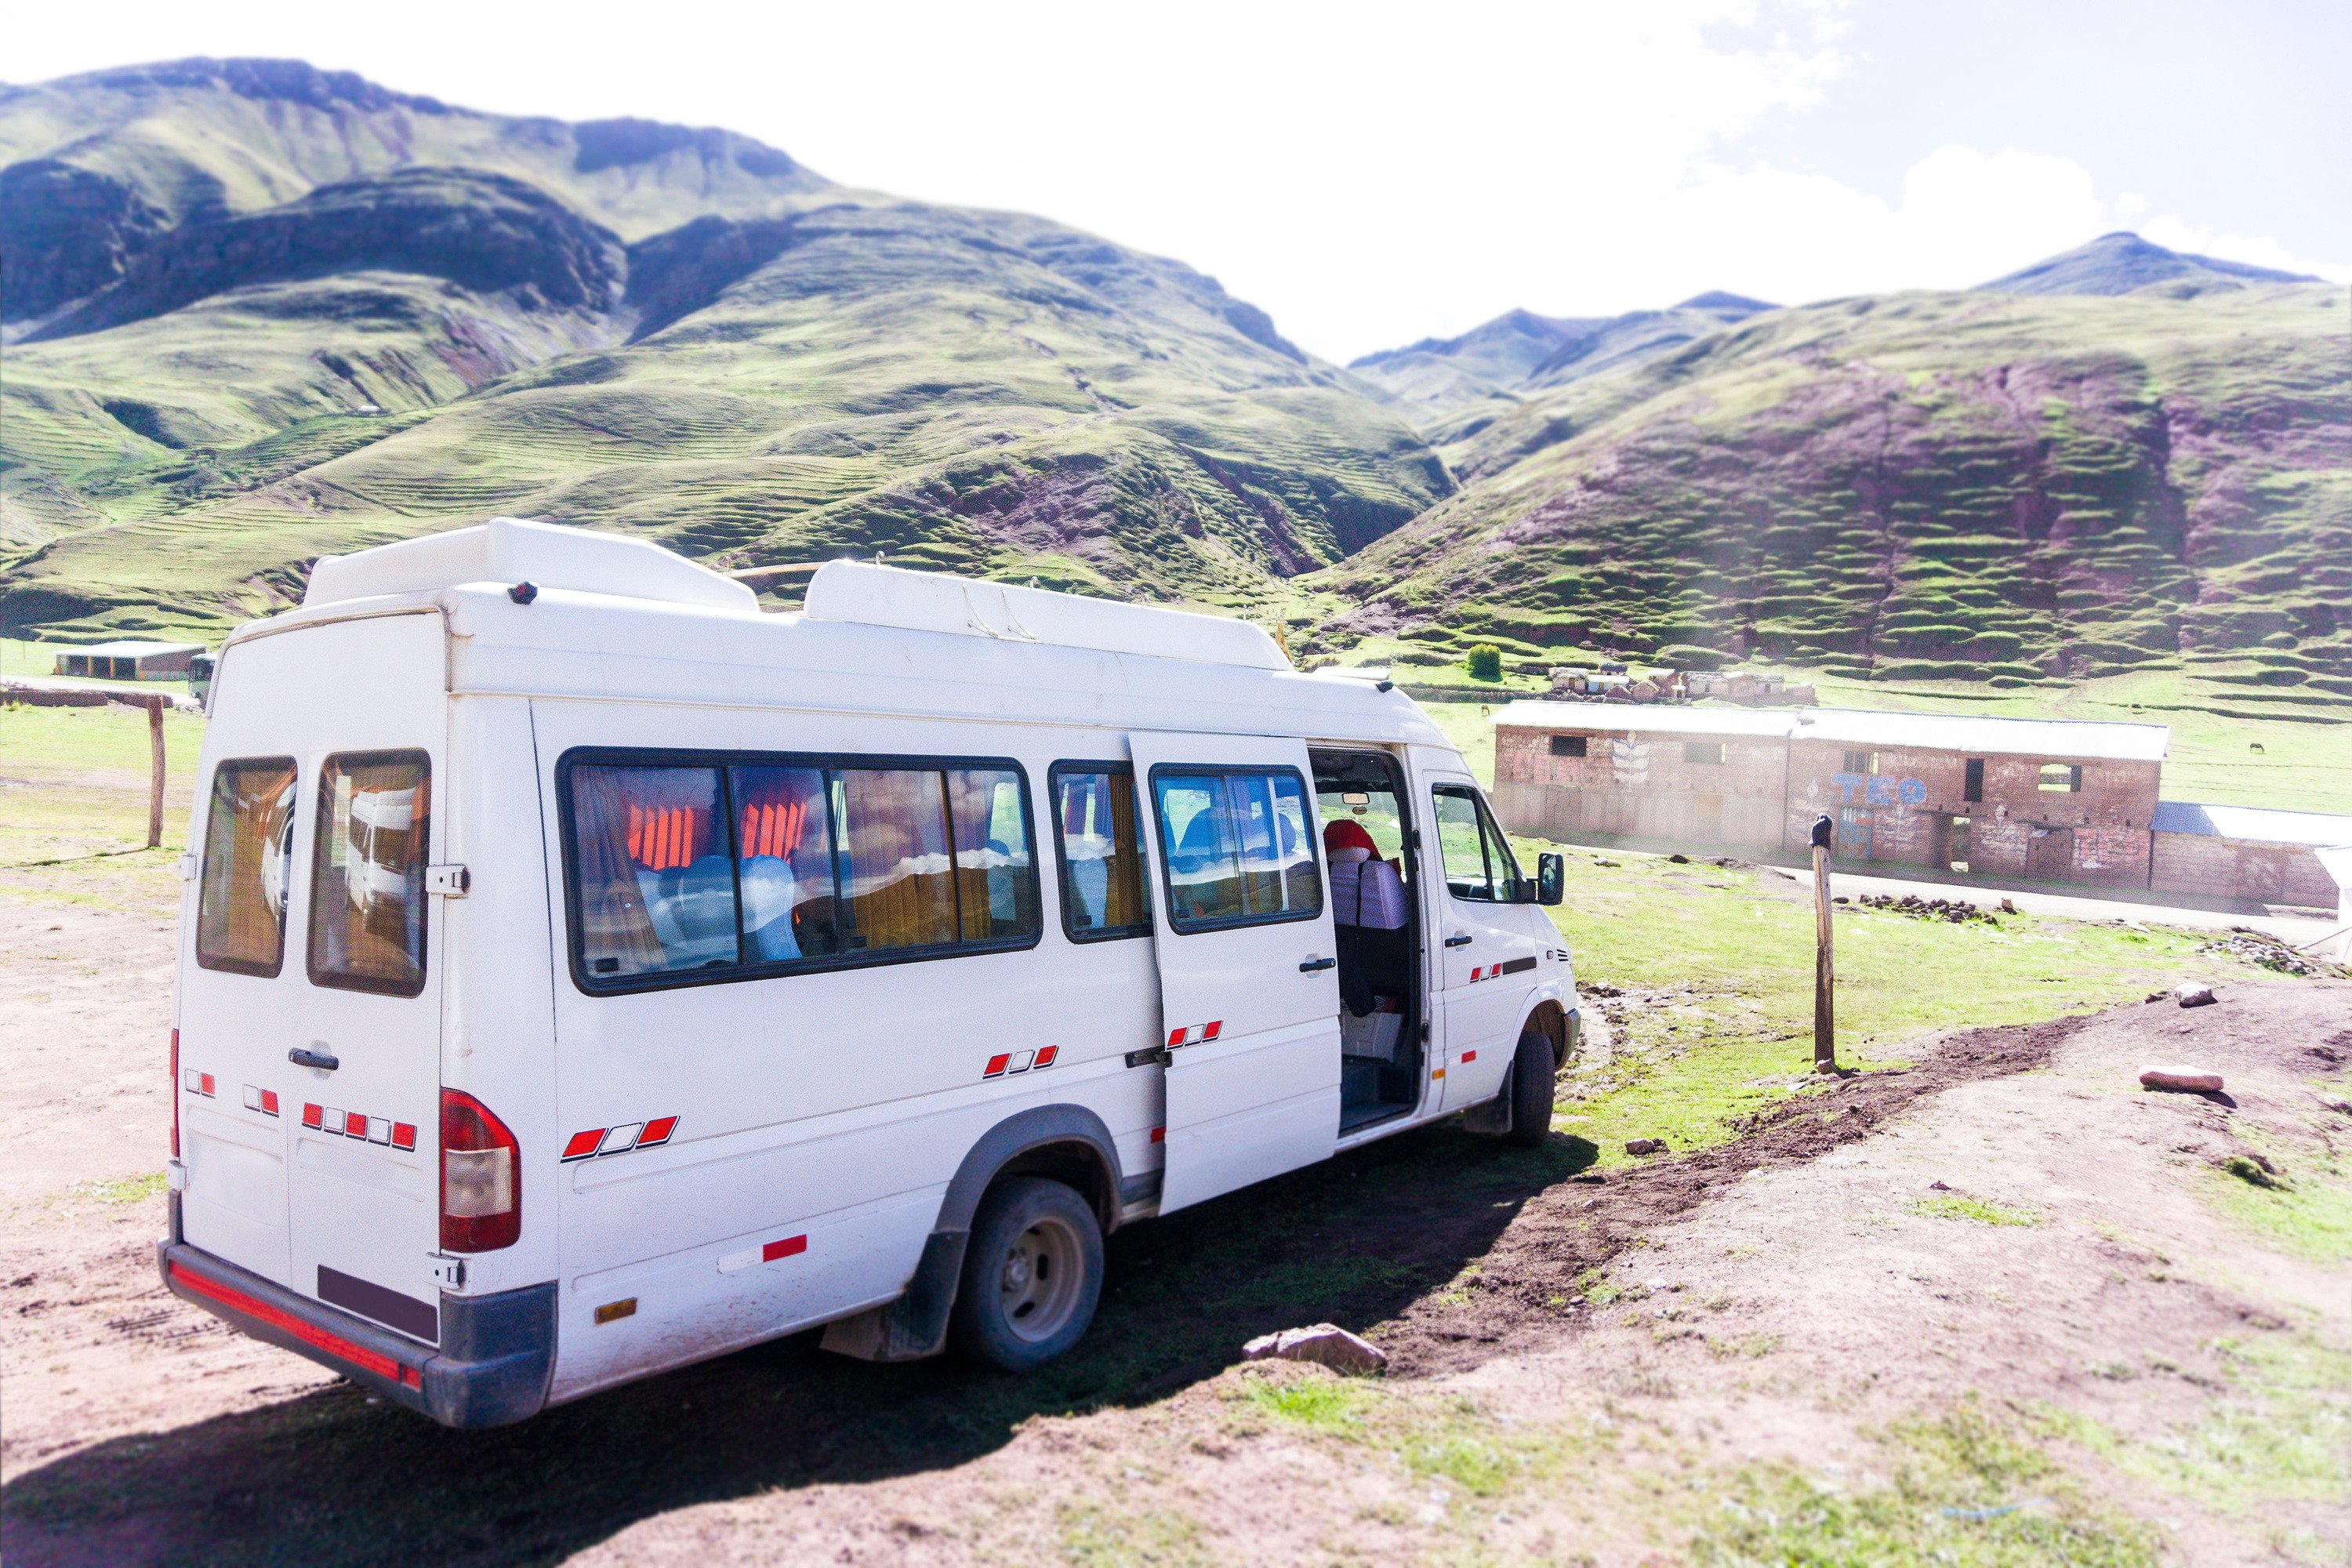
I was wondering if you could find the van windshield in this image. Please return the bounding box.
[307,751,431,996]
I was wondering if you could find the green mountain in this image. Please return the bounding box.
[1977,230,2318,299]
[4,64,2343,713]
[1312,277,2351,700]
[1348,293,1774,429]
[0,60,1443,633]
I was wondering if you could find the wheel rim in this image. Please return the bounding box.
[995,1214,1085,1344]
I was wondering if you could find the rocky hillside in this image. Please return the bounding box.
[0,60,1442,634]
[1313,266,2351,702]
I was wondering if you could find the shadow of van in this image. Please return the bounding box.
[2,1124,1599,1566]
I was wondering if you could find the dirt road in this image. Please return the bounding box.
[2,903,2345,1565]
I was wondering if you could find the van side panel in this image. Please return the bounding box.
[533,702,1162,1402]
[438,695,562,1298]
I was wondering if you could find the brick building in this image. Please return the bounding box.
[1490,701,2349,909]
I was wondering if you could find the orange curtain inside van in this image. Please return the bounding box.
[571,766,699,974]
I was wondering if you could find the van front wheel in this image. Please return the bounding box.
[949,1176,1103,1371]
[1504,1028,1556,1147]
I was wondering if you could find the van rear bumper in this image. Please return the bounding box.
[158,1241,555,1428]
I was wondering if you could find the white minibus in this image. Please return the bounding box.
[160,519,1578,1426]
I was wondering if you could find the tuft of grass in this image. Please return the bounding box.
[2205,1150,2352,1264]
[1911,1195,2042,1226]
[1056,1501,1210,1567]
[1688,1406,2157,1567]
[1233,1369,1377,1436]
[2034,1333,2352,1522]
[71,1171,167,1205]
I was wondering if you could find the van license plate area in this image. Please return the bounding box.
[318,1265,439,1344]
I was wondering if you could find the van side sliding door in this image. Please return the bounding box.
[1128,733,1343,1213]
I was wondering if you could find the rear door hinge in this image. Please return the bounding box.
[428,1254,467,1290]
[176,853,197,881]
[426,864,470,898]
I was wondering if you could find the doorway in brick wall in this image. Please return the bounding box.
[2026,826,2074,882]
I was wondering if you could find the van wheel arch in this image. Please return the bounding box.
[819,1105,1126,1365]
[938,1105,1124,1237]
[1525,999,1571,1069]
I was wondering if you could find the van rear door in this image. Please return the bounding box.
[198,614,448,1345]
[1128,733,1343,1212]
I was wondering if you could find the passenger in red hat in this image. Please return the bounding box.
[1323,818,1380,862]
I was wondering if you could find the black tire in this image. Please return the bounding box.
[949,1177,1103,1371]
[1504,1028,1555,1147]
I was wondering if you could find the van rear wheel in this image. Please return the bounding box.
[950,1176,1103,1371]
[1504,1028,1555,1147]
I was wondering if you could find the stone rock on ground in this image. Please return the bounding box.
[2174,983,2217,1007]
[2140,1065,2225,1094]
[1241,1323,1387,1375]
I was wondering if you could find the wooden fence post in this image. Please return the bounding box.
[147,695,166,850]
[1810,812,1835,1073]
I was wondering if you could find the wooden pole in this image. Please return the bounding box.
[1809,814,1835,1073]
[147,696,165,850]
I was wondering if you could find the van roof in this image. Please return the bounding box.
[305,517,760,616]
[256,521,1439,746]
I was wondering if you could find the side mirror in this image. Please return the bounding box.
[1535,852,1564,906]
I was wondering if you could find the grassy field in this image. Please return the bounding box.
[0,702,201,915]
[1530,842,2260,1167]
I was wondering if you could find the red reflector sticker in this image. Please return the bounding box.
[400,1364,422,1389]
[390,1122,417,1152]
[1461,1051,1477,1064]
[1149,1125,1166,1143]
[638,1116,678,1147]
[302,1103,324,1130]
[260,1089,280,1116]
[1033,1045,1058,1069]
[199,1073,216,1097]
[1203,1021,1222,1041]
[170,1264,406,1385]
[343,1111,368,1138]
[761,1235,808,1262]
[983,1054,1011,1078]
[1166,1027,1185,1048]
[561,1129,605,1162]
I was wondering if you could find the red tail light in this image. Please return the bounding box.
[169,1028,181,1160]
[441,1088,520,1252]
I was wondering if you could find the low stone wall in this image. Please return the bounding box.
[2151,831,2341,909]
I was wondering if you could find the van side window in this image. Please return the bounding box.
[307,750,431,996]
[1432,784,1523,903]
[1152,769,1320,932]
[562,751,1040,991]
[948,768,1038,943]
[733,766,839,963]
[572,764,741,979]
[1051,764,1148,941]
[195,757,299,978]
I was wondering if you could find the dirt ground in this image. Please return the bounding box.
[1,900,2346,1566]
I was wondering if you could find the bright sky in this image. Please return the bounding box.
[11,0,2348,361]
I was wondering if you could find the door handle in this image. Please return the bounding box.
[1299,956,1336,972]
[289,1046,339,1071]
[1443,935,1473,948]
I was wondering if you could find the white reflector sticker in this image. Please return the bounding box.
[597,1123,643,1156]
[322,1107,344,1137]
[367,1116,392,1145]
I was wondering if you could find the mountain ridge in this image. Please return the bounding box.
[2,60,2342,711]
